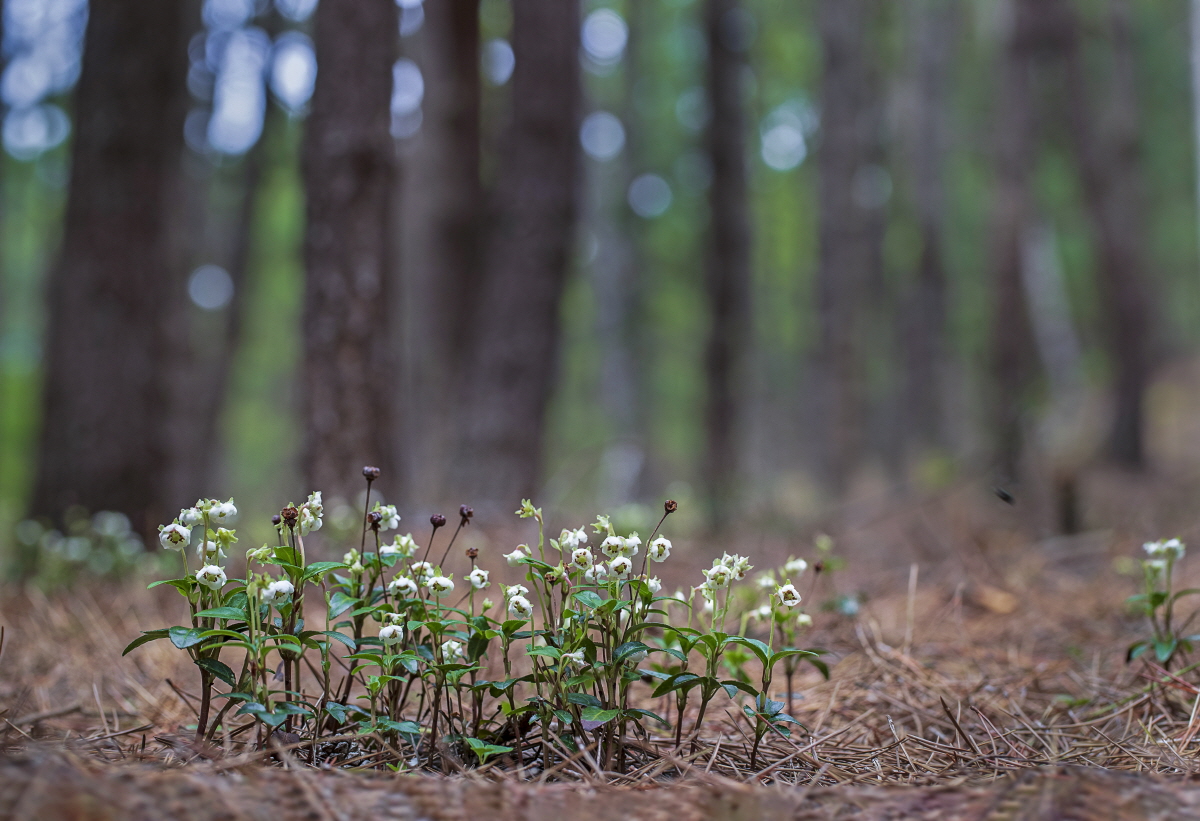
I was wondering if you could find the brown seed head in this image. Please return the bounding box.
[430,513,446,528]
[664,499,678,514]
[459,505,474,524]
[813,560,825,574]
[362,466,381,481]
[367,511,382,531]
[466,546,479,560]
[281,506,299,527]
[271,514,281,526]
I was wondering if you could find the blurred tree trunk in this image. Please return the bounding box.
[400,0,481,500]
[703,0,752,529]
[30,0,190,537]
[302,0,399,500]
[987,0,1039,484]
[454,0,581,507]
[901,0,955,456]
[814,0,885,493]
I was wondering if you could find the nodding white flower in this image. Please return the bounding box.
[784,557,808,575]
[508,594,533,620]
[196,564,227,591]
[623,532,642,556]
[379,624,405,646]
[584,563,610,584]
[569,546,594,571]
[350,561,364,574]
[673,589,687,602]
[701,596,715,614]
[776,583,802,608]
[562,649,588,669]
[757,573,777,590]
[440,639,465,661]
[388,575,419,598]
[648,536,672,562]
[209,498,237,524]
[427,575,454,598]
[179,508,203,527]
[505,546,530,566]
[504,584,529,601]
[560,527,588,550]
[608,556,633,578]
[721,553,752,581]
[796,613,813,627]
[375,504,400,531]
[382,611,404,625]
[646,577,662,594]
[1146,558,1170,578]
[299,506,322,535]
[262,579,294,606]
[600,535,625,559]
[343,549,360,566]
[158,523,191,550]
[305,490,323,515]
[751,605,773,621]
[703,564,733,589]
[197,540,226,565]
[624,647,648,664]
[409,561,434,582]
[381,533,418,558]
[1145,539,1186,561]
[468,567,490,590]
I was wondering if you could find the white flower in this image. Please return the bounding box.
[468,567,490,590]
[196,564,227,591]
[379,624,405,646]
[585,563,610,584]
[751,605,773,621]
[375,504,400,531]
[1146,558,1170,578]
[481,598,495,611]
[647,536,671,562]
[382,611,404,625]
[197,540,226,564]
[178,508,203,527]
[381,533,418,558]
[562,649,588,668]
[508,595,533,619]
[796,613,813,627]
[505,546,530,566]
[1145,539,1185,561]
[560,527,588,550]
[409,561,434,582]
[757,573,777,590]
[504,584,529,601]
[299,506,322,535]
[784,557,808,575]
[609,556,633,578]
[569,546,594,571]
[305,490,323,515]
[210,498,237,524]
[263,579,295,606]
[388,575,419,598]
[159,522,191,550]
[350,561,364,574]
[624,647,648,664]
[427,575,454,598]
[600,535,625,559]
[721,553,752,580]
[440,639,465,661]
[703,564,732,589]
[646,577,662,594]
[776,583,802,608]
[342,549,360,566]
[623,532,642,556]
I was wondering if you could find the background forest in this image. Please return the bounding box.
[0,0,1196,567]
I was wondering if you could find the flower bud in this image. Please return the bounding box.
[430,513,446,528]
[363,466,381,480]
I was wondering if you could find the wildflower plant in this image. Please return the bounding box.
[127,472,826,773]
[1127,539,1200,666]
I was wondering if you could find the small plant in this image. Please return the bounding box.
[1127,539,1200,667]
[126,472,827,773]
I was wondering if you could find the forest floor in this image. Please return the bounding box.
[7,466,1200,819]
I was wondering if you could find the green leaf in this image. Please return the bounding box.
[651,672,702,698]
[722,679,758,699]
[567,692,602,708]
[769,648,817,666]
[195,658,236,687]
[304,562,347,583]
[148,578,194,595]
[527,646,562,659]
[580,706,620,729]
[122,629,169,656]
[195,606,247,621]
[624,707,668,726]
[573,590,603,610]
[501,619,528,637]
[328,591,358,619]
[168,626,205,650]
[614,640,649,663]
[728,636,770,665]
[321,630,356,650]
[465,737,513,764]
[1155,638,1178,663]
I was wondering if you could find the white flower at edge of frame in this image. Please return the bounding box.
[388,576,419,597]
[468,567,490,590]
[427,575,455,598]
[648,536,671,562]
[505,547,529,566]
[508,595,533,619]
[159,523,190,550]
[379,624,405,645]
[196,565,227,591]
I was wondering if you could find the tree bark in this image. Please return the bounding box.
[814,0,885,493]
[30,0,190,536]
[703,0,753,529]
[454,0,582,508]
[302,0,399,500]
[399,0,481,500]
